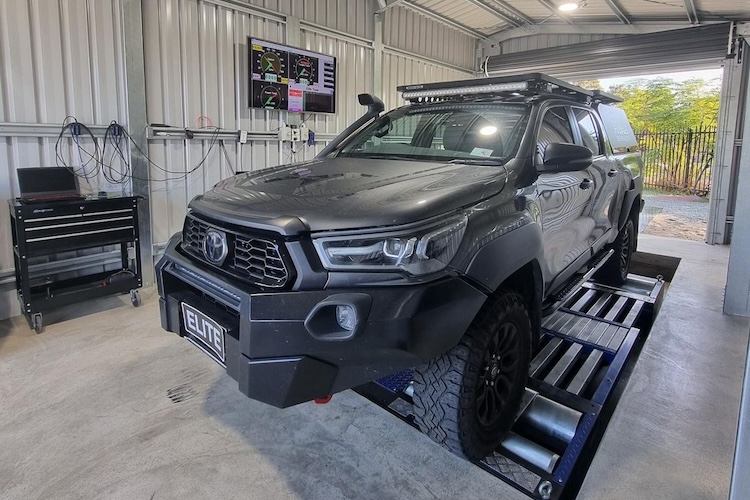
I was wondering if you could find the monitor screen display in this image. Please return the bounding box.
[249,38,336,114]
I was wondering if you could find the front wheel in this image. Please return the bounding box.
[412,291,532,460]
[596,217,636,287]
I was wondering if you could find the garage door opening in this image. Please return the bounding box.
[578,69,723,242]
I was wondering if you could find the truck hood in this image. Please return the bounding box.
[189,157,508,234]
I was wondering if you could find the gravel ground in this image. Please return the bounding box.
[639,192,710,241]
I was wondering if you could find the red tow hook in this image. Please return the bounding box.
[313,395,333,404]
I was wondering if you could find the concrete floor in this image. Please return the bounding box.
[0,235,747,500]
[579,235,749,500]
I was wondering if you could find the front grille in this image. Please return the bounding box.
[182,215,293,289]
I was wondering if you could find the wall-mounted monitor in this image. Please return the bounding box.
[249,37,337,114]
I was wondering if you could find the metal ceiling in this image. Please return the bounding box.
[379,0,750,39]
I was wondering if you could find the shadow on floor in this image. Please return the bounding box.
[201,375,508,500]
[0,292,138,347]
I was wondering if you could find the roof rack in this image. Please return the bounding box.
[398,73,599,104]
[591,89,624,104]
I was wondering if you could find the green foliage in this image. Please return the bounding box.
[607,77,721,131]
[573,79,603,90]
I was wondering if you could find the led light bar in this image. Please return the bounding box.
[397,73,597,104]
[401,81,529,101]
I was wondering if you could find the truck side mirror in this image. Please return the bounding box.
[540,143,593,173]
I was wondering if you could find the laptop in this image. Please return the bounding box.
[17,167,84,203]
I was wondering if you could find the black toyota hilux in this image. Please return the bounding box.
[157,73,642,459]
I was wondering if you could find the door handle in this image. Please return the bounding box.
[608,169,619,177]
[580,178,593,190]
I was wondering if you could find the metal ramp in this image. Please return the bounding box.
[354,274,664,500]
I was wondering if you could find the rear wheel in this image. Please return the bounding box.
[596,216,636,287]
[412,291,532,460]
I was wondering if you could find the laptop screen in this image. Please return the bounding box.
[17,167,80,198]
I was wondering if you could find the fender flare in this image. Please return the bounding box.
[464,221,545,293]
[618,189,641,230]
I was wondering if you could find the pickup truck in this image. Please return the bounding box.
[156,73,642,459]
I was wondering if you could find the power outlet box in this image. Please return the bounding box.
[279,123,309,143]
[278,124,292,141]
[299,123,309,142]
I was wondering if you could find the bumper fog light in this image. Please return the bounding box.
[336,305,357,331]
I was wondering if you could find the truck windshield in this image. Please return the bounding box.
[336,104,529,164]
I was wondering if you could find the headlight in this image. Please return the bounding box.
[313,215,467,276]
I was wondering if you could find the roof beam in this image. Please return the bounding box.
[389,0,489,39]
[684,0,700,24]
[535,0,575,25]
[465,0,534,28]
[603,0,631,24]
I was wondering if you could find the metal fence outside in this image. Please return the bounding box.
[635,127,716,196]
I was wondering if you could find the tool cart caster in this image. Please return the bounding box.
[31,313,44,334]
[130,289,142,308]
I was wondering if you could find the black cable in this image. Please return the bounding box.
[55,119,102,182]
[220,141,236,175]
[101,121,131,184]
[122,125,221,181]
[57,118,227,185]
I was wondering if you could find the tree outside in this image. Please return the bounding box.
[576,75,722,241]
[606,78,721,131]
[574,77,720,131]
[576,77,721,196]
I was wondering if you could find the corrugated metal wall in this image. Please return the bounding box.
[0,0,127,319]
[383,5,475,70]
[245,0,374,39]
[0,0,477,319]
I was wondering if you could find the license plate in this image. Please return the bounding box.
[181,302,226,363]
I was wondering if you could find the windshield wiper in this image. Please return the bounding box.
[339,153,422,161]
[449,158,505,166]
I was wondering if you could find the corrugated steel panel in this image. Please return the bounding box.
[395,0,746,27]
[242,0,375,39]
[383,6,476,70]
[409,0,508,34]
[481,0,550,20]
[485,23,732,80]
[0,0,127,319]
[0,0,127,124]
[381,51,473,111]
[300,29,374,133]
[497,33,623,55]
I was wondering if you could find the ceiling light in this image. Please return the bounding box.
[479,126,498,136]
[558,2,579,11]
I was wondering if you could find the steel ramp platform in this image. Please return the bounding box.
[354,273,665,500]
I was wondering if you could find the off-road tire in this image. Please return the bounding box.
[596,215,636,287]
[412,291,532,460]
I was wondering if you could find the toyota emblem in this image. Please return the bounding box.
[203,229,228,265]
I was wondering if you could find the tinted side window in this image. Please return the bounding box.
[536,107,574,164]
[573,108,602,155]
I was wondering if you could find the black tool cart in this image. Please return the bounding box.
[9,196,143,333]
